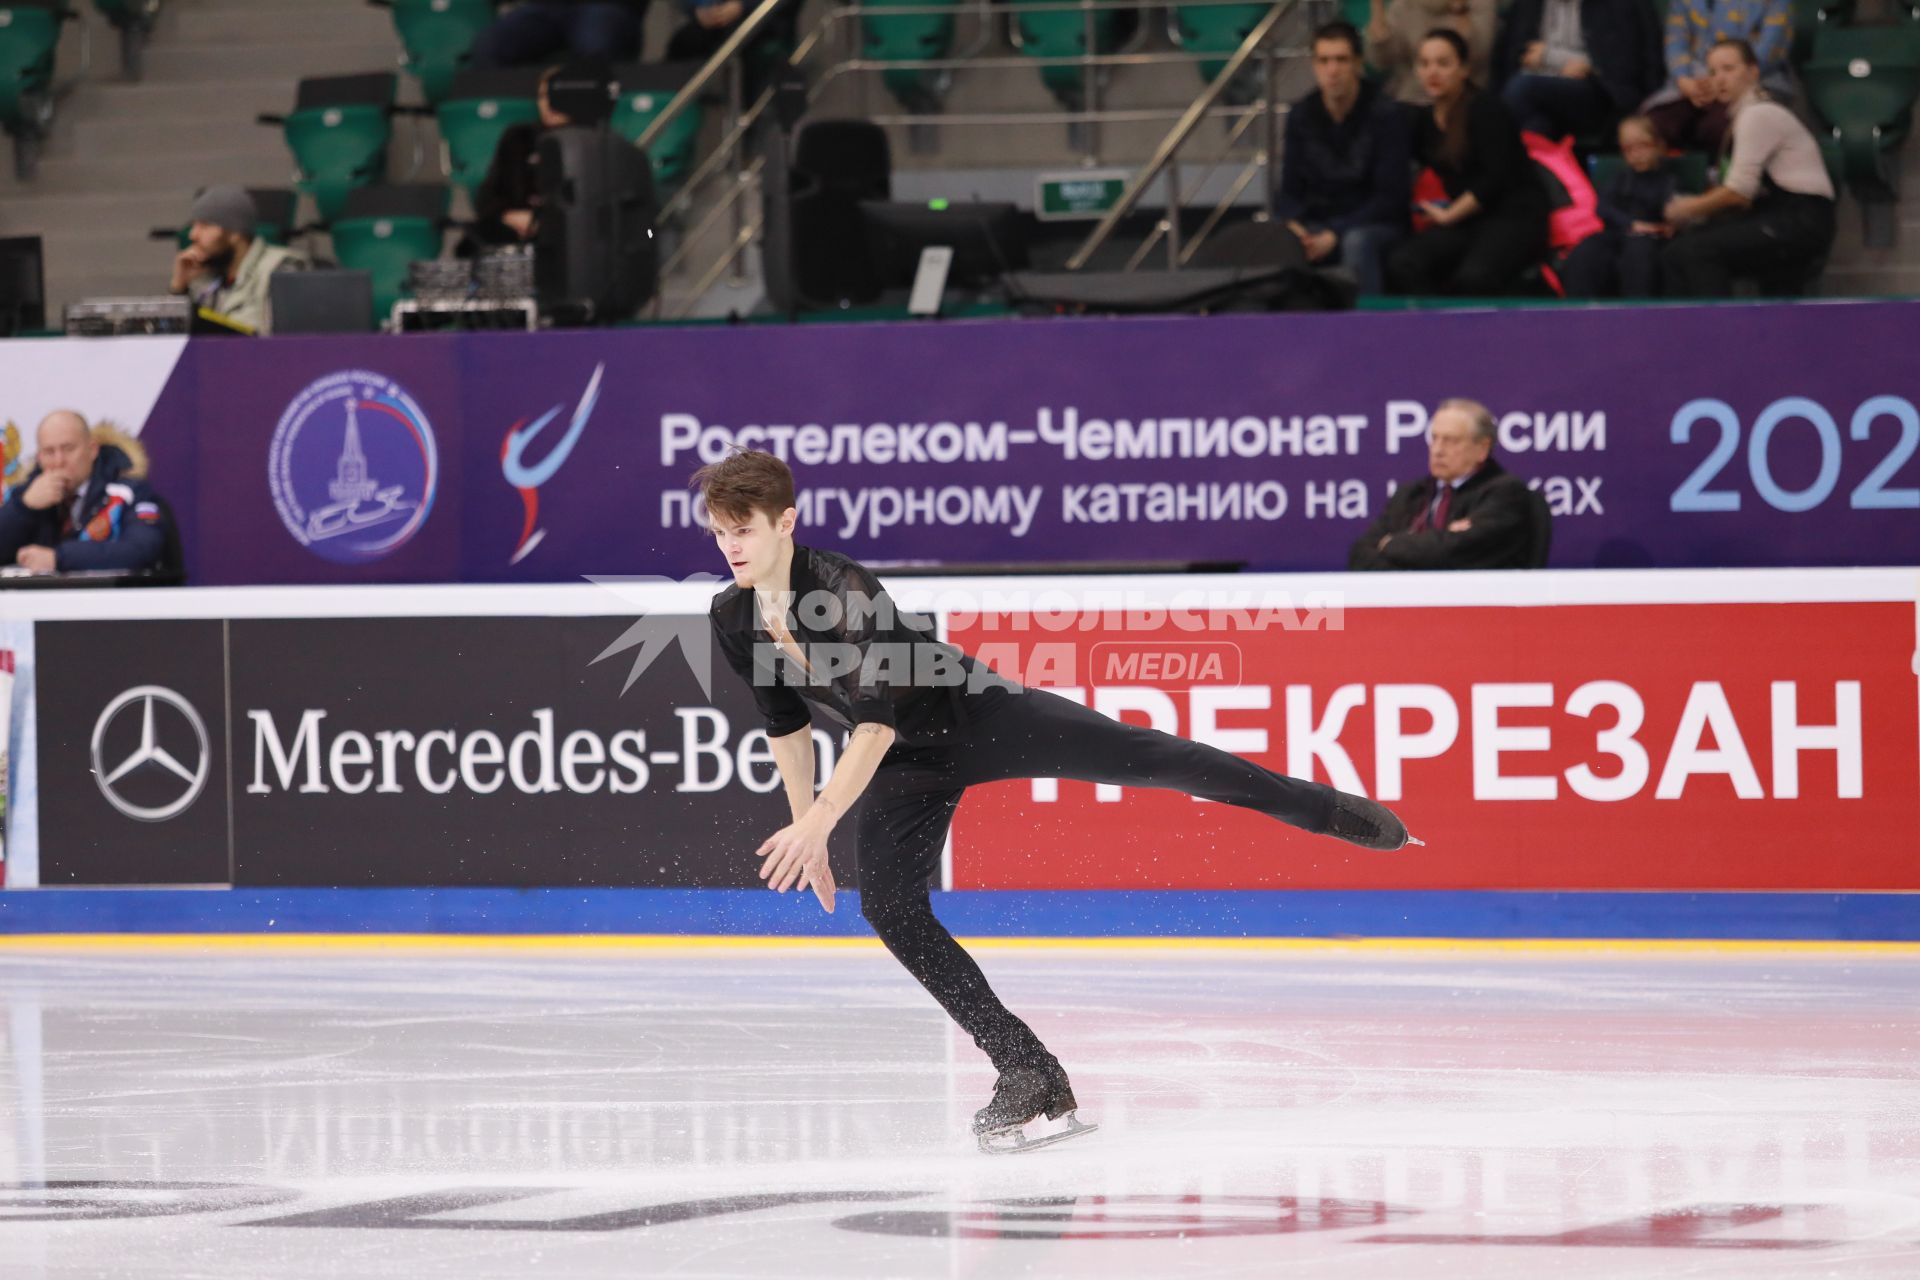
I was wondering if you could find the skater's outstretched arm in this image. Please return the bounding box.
[756,721,896,912]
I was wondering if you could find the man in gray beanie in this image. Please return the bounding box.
[166,185,306,334]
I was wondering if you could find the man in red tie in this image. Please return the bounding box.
[1347,397,1544,570]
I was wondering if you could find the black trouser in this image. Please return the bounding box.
[1560,228,1664,298]
[1386,205,1549,297]
[854,683,1338,1072]
[1662,192,1836,298]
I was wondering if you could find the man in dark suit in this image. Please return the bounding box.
[1348,398,1541,570]
[1493,0,1662,141]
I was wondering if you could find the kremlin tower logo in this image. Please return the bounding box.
[267,370,440,564]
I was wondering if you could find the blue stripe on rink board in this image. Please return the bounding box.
[0,888,1916,941]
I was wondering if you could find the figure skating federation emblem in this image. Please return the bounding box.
[268,370,439,563]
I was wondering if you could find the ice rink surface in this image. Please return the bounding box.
[2,940,1917,1278]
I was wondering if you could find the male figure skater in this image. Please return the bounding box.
[699,450,1413,1152]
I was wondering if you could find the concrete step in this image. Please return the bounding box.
[61,111,298,159]
[1821,266,1916,296]
[166,4,397,47]
[35,230,174,280]
[10,147,292,198]
[64,76,302,122]
[141,40,403,83]
[0,189,194,232]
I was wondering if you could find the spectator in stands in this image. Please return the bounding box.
[1385,31,1549,296]
[0,411,170,575]
[1493,0,1661,141]
[1642,0,1792,153]
[1559,115,1678,298]
[666,0,797,103]
[1366,0,1495,106]
[472,0,646,69]
[1348,399,1540,571]
[469,66,572,250]
[1661,39,1834,298]
[166,187,306,335]
[1273,21,1411,297]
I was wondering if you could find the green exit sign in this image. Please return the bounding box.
[1036,170,1130,221]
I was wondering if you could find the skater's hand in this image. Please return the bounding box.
[756,809,837,913]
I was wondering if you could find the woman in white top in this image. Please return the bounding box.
[1660,38,1835,297]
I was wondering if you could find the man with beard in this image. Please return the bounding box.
[166,186,307,335]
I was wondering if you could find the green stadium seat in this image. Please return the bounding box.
[1172,1,1267,94]
[1586,149,1711,197]
[0,0,71,177]
[1791,0,1854,67]
[1009,0,1118,110]
[436,65,542,202]
[328,184,449,327]
[1309,2,1382,76]
[1802,25,1920,201]
[610,62,704,195]
[386,0,496,105]
[262,72,398,224]
[91,0,158,80]
[855,0,957,113]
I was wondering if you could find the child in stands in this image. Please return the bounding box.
[1560,115,1680,298]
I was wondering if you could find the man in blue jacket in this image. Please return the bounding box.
[1273,22,1411,297]
[0,411,170,575]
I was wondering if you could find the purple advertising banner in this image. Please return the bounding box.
[137,302,1920,585]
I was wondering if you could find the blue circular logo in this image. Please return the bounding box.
[268,370,439,563]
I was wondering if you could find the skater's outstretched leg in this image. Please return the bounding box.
[956,685,1411,851]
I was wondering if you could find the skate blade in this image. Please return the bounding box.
[977,1110,1099,1156]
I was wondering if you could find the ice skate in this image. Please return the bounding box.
[973,1060,1098,1155]
[1325,791,1421,851]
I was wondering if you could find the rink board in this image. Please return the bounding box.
[3,568,1918,939]
[0,887,1917,943]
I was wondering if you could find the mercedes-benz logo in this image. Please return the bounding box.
[90,685,210,823]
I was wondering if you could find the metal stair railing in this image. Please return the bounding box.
[1066,0,1291,270]
[640,0,1307,316]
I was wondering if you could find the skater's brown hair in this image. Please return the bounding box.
[690,448,796,527]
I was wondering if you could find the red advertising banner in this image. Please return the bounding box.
[948,601,1920,890]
